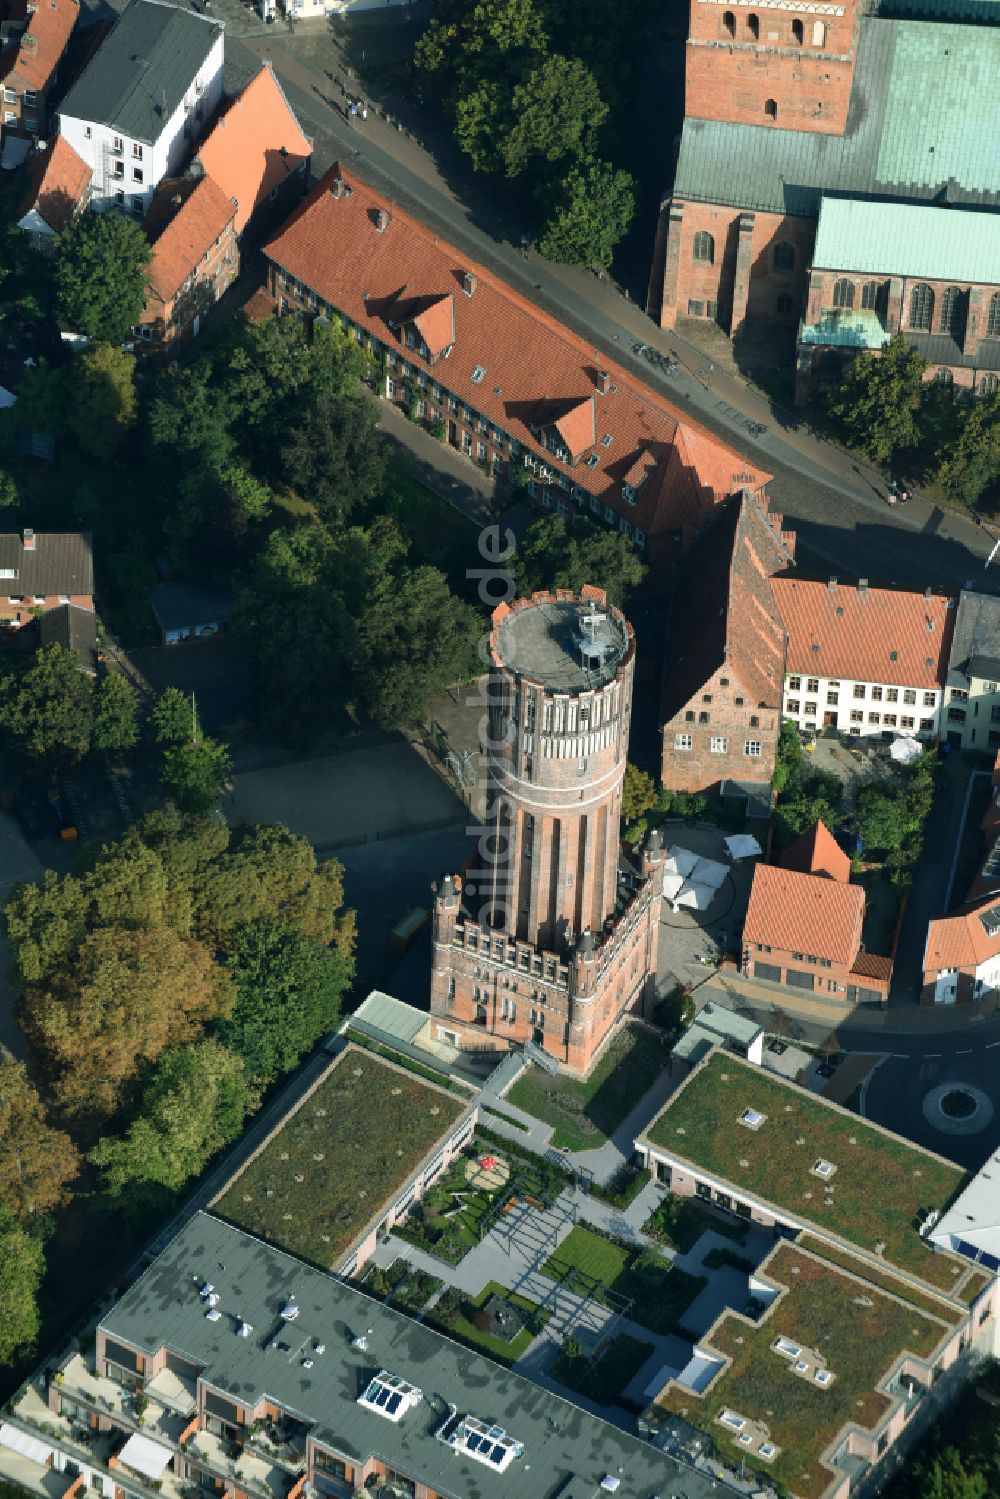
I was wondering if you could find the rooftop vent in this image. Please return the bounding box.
[446,1416,523,1472]
[314,1344,326,1356]
[22,528,35,552]
[206,1310,222,1323]
[199,1282,215,1299]
[281,1299,299,1321]
[374,209,390,232]
[858,578,868,594]
[237,1319,253,1338]
[572,609,618,673]
[813,1158,836,1179]
[351,1333,369,1351]
[600,1478,620,1493]
[462,272,477,298]
[828,577,837,592]
[330,176,349,200]
[594,369,610,395]
[739,1107,766,1130]
[357,1371,423,1423]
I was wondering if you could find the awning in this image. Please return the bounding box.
[662,871,686,900]
[0,1423,54,1466]
[689,856,728,890]
[664,846,699,877]
[725,833,762,860]
[673,880,716,911]
[117,1433,175,1479]
[889,736,923,764]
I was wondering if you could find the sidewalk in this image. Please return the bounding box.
[704,971,1000,1035]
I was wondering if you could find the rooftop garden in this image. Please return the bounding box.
[550,1332,655,1406]
[506,1025,669,1150]
[213,1047,466,1267]
[654,1243,953,1499]
[428,1280,550,1364]
[539,1224,707,1337]
[643,1053,965,1288]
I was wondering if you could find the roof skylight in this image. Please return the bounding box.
[739,1107,766,1130]
[448,1416,523,1471]
[471,365,486,384]
[357,1370,423,1423]
[813,1158,836,1179]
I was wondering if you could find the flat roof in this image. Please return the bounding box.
[212,1046,468,1268]
[494,598,629,692]
[59,0,221,144]
[640,1051,967,1289]
[98,1212,717,1499]
[930,1145,1000,1263]
[813,197,1000,284]
[349,991,430,1048]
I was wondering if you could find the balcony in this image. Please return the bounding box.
[53,1356,188,1448]
[3,1387,186,1499]
[186,1428,299,1499]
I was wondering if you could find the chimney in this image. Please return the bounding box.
[594,369,610,395]
[858,578,868,595]
[22,528,35,552]
[330,176,346,200]
[828,577,837,593]
[924,586,933,599]
[374,208,390,233]
[22,29,37,49]
[461,271,477,298]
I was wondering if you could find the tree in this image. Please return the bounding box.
[21,924,233,1123]
[151,687,197,747]
[55,212,151,345]
[854,783,915,854]
[65,344,138,460]
[3,868,90,985]
[621,764,656,824]
[219,918,353,1084]
[503,56,606,175]
[147,362,235,473]
[0,470,17,510]
[280,393,384,524]
[357,566,481,727]
[162,737,232,815]
[192,824,355,950]
[89,1040,250,1223]
[824,334,928,464]
[0,643,93,763]
[936,391,1000,509]
[0,1208,43,1365]
[538,158,635,268]
[0,1055,80,1221]
[515,515,645,605]
[93,674,139,754]
[772,719,805,795]
[913,1449,989,1499]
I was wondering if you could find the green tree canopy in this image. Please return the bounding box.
[0,1207,44,1365]
[0,1054,80,1221]
[0,643,94,763]
[162,738,232,816]
[55,212,151,345]
[621,764,656,824]
[65,343,138,460]
[515,514,645,605]
[503,56,606,174]
[151,687,198,747]
[824,334,928,464]
[936,391,1000,509]
[219,918,353,1084]
[538,158,635,268]
[280,393,384,524]
[93,674,139,754]
[89,1040,251,1223]
[357,565,481,727]
[192,823,355,950]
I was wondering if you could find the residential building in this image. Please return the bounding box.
[772,576,955,740]
[635,1050,997,1499]
[928,1146,1000,1270]
[38,601,98,672]
[15,133,90,251]
[58,0,222,216]
[660,488,794,795]
[430,588,664,1075]
[0,1210,714,1499]
[795,199,1000,402]
[0,0,78,151]
[137,175,237,357]
[148,581,234,644]
[922,894,1000,1006]
[648,2,1000,351]
[0,529,93,629]
[193,63,311,243]
[742,820,893,1003]
[261,162,769,566]
[941,590,1000,751]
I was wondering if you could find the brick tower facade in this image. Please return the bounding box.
[429,587,664,1076]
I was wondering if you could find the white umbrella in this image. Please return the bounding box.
[673,880,716,911]
[725,832,762,860]
[664,845,699,877]
[689,855,728,889]
[889,736,923,764]
[662,871,686,900]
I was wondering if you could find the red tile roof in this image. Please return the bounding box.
[195,63,311,237]
[850,951,892,983]
[1,0,78,94]
[924,896,1000,974]
[781,820,850,883]
[772,578,955,689]
[744,862,864,966]
[17,134,90,233]
[144,175,236,303]
[262,162,769,540]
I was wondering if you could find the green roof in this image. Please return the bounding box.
[672,17,1000,216]
[878,0,1000,13]
[640,1052,967,1289]
[812,198,1000,283]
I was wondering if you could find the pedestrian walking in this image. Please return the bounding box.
[349,102,358,126]
[361,104,368,121]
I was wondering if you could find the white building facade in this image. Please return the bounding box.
[780,672,944,740]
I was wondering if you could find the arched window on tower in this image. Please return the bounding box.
[693,231,715,264]
[773,241,795,273]
[940,285,967,338]
[988,292,1000,337]
[723,9,735,35]
[792,19,803,43]
[909,283,934,331]
[832,279,855,310]
[812,19,826,44]
[747,13,760,37]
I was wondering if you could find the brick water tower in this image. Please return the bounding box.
[429,586,664,1075]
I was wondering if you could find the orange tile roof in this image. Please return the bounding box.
[411,294,455,358]
[924,896,1000,974]
[144,175,236,303]
[772,578,955,689]
[263,163,770,539]
[781,820,850,883]
[1,0,78,93]
[744,863,864,965]
[195,63,311,237]
[850,951,892,983]
[17,134,90,232]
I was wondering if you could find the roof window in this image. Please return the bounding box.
[357,1370,423,1423]
[773,1337,800,1358]
[601,433,613,447]
[471,365,486,384]
[739,1107,766,1130]
[586,454,599,468]
[445,1416,523,1472]
[760,1443,778,1460]
[812,1158,836,1179]
[719,1410,745,1431]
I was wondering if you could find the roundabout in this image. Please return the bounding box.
[921,1082,994,1137]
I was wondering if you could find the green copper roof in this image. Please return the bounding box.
[799,308,891,349]
[672,16,1000,217]
[813,197,1000,281]
[877,0,1000,17]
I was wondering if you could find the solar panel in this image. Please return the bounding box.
[490,1446,505,1464]
[385,1393,401,1415]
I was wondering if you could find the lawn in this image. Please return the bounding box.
[361,1258,442,1314]
[655,1242,954,1499]
[644,1195,750,1254]
[549,1334,655,1405]
[539,1225,707,1337]
[643,1052,966,1289]
[393,1153,502,1265]
[212,1046,466,1267]
[506,1025,669,1150]
[429,1280,549,1363]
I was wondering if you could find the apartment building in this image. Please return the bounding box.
[58,0,222,216]
[772,577,954,740]
[137,175,237,358]
[922,894,1000,1006]
[0,0,78,150]
[941,590,1000,751]
[16,133,90,252]
[0,529,93,629]
[261,162,768,568]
